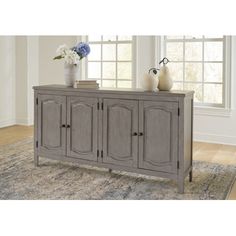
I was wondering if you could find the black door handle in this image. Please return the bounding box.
[132,132,138,136]
[67,124,70,128]
[138,132,143,136]
[61,124,66,128]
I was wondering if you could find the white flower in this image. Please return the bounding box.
[64,50,80,65]
[56,44,69,57]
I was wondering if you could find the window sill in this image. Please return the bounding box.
[194,106,232,117]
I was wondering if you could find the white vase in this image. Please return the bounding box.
[141,73,159,91]
[64,63,79,87]
[158,66,173,91]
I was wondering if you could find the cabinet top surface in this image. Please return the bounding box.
[33,84,194,97]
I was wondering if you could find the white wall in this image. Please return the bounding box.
[15,36,28,125]
[0,36,15,128]
[136,36,156,87]
[15,36,39,125]
[38,36,77,85]
[193,37,236,145]
[14,36,77,125]
[27,36,39,125]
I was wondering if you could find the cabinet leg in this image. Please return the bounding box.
[108,168,112,173]
[34,154,39,167]
[178,180,184,194]
[189,170,193,182]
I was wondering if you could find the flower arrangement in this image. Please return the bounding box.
[53,42,90,65]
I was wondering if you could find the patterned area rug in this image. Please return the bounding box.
[0,138,235,200]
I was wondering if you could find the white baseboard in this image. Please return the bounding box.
[194,132,236,146]
[0,119,16,128]
[15,118,31,126]
[0,118,33,128]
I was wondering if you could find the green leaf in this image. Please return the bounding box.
[53,55,63,60]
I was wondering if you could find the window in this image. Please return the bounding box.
[164,36,227,107]
[86,35,134,88]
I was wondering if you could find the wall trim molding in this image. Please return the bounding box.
[0,118,32,128]
[0,119,16,128]
[194,107,232,117]
[15,118,30,125]
[194,132,236,146]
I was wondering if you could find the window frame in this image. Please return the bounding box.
[161,36,231,109]
[82,35,137,89]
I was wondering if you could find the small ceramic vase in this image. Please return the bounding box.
[158,58,173,91]
[64,63,79,86]
[142,72,159,91]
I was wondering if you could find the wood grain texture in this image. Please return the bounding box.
[67,96,98,161]
[102,99,138,168]
[184,97,193,172]
[33,84,194,97]
[38,94,66,156]
[0,125,33,146]
[34,92,38,166]
[139,101,178,173]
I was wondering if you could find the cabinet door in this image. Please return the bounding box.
[139,101,178,173]
[102,99,138,167]
[38,94,66,155]
[67,97,98,161]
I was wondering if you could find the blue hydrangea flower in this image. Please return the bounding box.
[72,42,90,59]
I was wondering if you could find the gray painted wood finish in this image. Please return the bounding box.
[34,92,39,166]
[38,94,66,156]
[33,84,193,97]
[67,97,98,161]
[138,101,178,173]
[102,99,138,167]
[34,85,194,193]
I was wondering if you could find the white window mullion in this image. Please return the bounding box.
[164,35,226,107]
[222,36,227,108]
[115,36,118,88]
[183,36,186,89]
[100,36,103,87]
[87,35,134,89]
[202,36,205,103]
[225,36,231,109]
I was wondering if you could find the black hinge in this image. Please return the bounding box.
[97,150,99,157]
[36,141,38,148]
[36,98,38,105]
[101,150,103,158]
[101,102,104,110]
[177,161,180,169]
[178,108,180,116]
[97,102,100,110]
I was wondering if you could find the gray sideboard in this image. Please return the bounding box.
[33,85,194,193]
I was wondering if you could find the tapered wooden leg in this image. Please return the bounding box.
[34,154,39,167]
[108,168,112,173]
[189,170,193,182]
[178,180,184,194]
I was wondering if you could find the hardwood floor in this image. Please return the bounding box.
[0,125,235,199]
[193,141,236,200]
[0,125,33,146]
